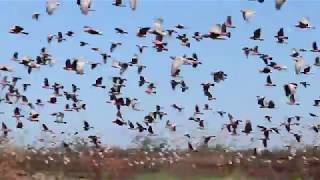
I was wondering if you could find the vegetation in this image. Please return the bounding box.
[0,138,319,180]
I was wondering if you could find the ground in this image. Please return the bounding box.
[0,144,320,180]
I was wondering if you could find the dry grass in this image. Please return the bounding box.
[0,142,320,180]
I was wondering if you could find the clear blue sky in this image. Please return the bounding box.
[0,0,320,150]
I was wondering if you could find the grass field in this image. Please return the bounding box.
[0,141,320,180]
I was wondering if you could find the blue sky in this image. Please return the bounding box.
[0,0,320,150]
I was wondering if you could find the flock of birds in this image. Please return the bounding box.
[1,0,320,156]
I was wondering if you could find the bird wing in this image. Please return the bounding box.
[291,48,299,57]
[139,27,150,35]
[294,57,304,74]
[2,122,7,130]
[153,18,163,33]
[278,28,284,36]
[313,41,318,50]
[112,60,121,68]
[171,57,185,75]
[315,57,320,64]
[227,113,234,122]
[192,53,198,60]
[300,17,310,25]
[114,0,122,5]
[221,24,227,33]
[290,94,296,103]
[287,83,297,95]
[46,0,58,15]
[226,16,232,26]
[209,24,222,34]
[242,9,255,21]
[129,0,137,10]
[80,0,91,15]
[262,98,269,107]
[266,75,272,84]
[245,122,252,132]
[254,28,261,38]
[188,142,194,151]
[283,85,290,97]
[96,77,102,85]
[42,124,49,131]
[76,60,86,73]
[84,121,89,127]
[148,126,154,134]
[304,66,311,73]
[275,0,286,10]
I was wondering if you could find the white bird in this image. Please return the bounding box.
[129,0,137,11]
[275,0,286,10]
[51,112,65,123]
[78,0,92,15]
[300,17,310,25]
[152,18,166,36]
[283,83,298,101]
[46,0,60,15]
[171,56,185,76]
[111,59,121,69]
[241,9,255,22]
[73,59,87,74]
[294,57,304,75]
[154,18,163,32]
[76,61,86,74]
[170,56,198,76]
